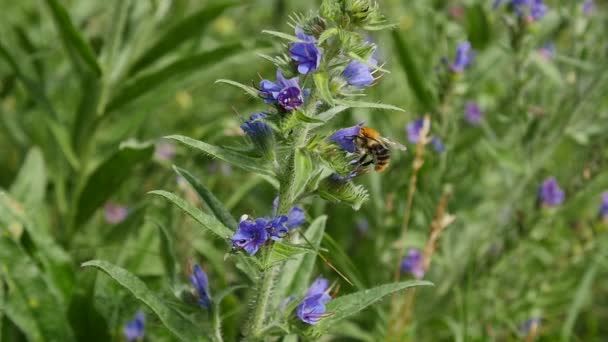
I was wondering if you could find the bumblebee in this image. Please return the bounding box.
[353,127,407,172]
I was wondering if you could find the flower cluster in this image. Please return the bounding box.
[231,206,305,255]
[296,276,332,325]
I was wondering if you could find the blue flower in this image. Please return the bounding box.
[329,171,359,183]
[599,192,608,219]
[328,122,365,153]
[406,118,424,144]
[465,101,484,125]
[343,58,377,87]
[259,70,305,111]
[538,177,565,207]
[400,248,425,279]
[123,312,145,341]
[266,216,289,240]
[241,112,271,137]
[494,0,548,20]
[530,0,547,20]
[583,0,595,15]
[190,264,212,308]
[431,136,445,153]
[286,206,306,229]
[450,42,474,73]
[232,217,269,255]
[290,27,322,75]
[520,317,541,336]
[296,276,332,325]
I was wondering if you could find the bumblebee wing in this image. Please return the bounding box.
[380,137,407,151]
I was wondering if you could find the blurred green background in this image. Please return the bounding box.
[0,0,607,341]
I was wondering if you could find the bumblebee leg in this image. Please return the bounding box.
[351,154,368,166]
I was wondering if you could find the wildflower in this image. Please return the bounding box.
[232,217,269,255]
[400,248,425,279]
[538,177,565,207]
[538,42,555,60]
[123,312,145,341]
[599,192,608,220]
[583,0,595,15]
[241,113,274,155]
[343,58,377,87]
[406,118,425,144]
[356,218,369,234]
[494,0,548,20]
[431,137,445,153]
[190,264,212,309]
[328,122,365,153]
[104,203,128,224]
[286,206,306,229]
[520,317,541,336]
[154,140,176,161]
[266,216,289,240]
[329,170,359,183]
[290,27,322,75]
[450,42,474,73]
[465,101,484,125]
[530,0,547,20]
[259,70,305,111]
[296,276,332,325]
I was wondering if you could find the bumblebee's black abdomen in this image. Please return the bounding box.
[371,144,390,171]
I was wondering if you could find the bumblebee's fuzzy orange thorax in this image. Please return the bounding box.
[360,127,380,139]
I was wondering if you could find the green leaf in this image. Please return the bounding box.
[561,259,599,341]
[465,4,491,50]
[9,148,46,209]
[148,190,233,239]
[75,142,154,225]
[530,53,563,86]
[173,166,238,230]
[44,0,101,76]
[108,43,243,112]
[318,27,339,44]
[305,280,433,337]
[45,116,81,170]
[265,242,314,269]
[314,105,349,124]
[166,135,275,176]
[292,149,313,199]
[334,99,405,112]
[272,216,326,308]
[313,72,334,105]
[318,177,369,211]
[129,1,240,75]
[295,110,326,124]
[81,260,203,342]
[215,79,260,98]
[0,236,75,341]
[390,30,436,111]
[152,220,179,286]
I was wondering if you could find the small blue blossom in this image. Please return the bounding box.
[583,0,595,15]
[190,264,212,308]
[400,248,425,279]
[266,216,289,240]
[450,42,474,73]
[520,317,541,336]
[123,312,145,341]
[538,177,565,207]
[530,0,547,20]
[296,276,332,325]
[431,137,445,153]
[290,27,322,75]
[343,58,377,87]
[104,202,129,224]
[328,121,365,153]
[241,112,271,137]
[259,70,305,111]
[232,217,269,255]
[286,206,306,229]
[599,192,608,219]
[465,101,484,125]
[406,118,424,144]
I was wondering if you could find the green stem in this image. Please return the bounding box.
[250,248,277,338]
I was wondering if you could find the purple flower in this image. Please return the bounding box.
[155,140,176,161]
[530,0,547,20]
[494,0,548,20]
[328,121,365,153]
[286,206,305,229]
[406,119,425,144]
[583,0,595,15]
[465,101,484,125]
[104,203,128,224]
[123,312,145,341]
[343,58,377,87]
[400,248,425,279]
[520,317,541,336]
[190,264,212,308]
[450,42,474,73]
[259,70,305,111]
[232,217,269,255]
[296,276,332,325]
[290,27,322,75]
[241,113,271,137]
[538,177,565,207]
[266,216,289,240]
[431,137,445,153]
[599,192,608,219]
[538,42,555,60]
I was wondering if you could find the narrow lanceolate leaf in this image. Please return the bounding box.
[292,149,313,200]
[129,1,240,75]
[173,166,238,230]
[166,135,275,177]
[0,237,75,342]
[390,30,436,111]
[465,4,491,50]
[108,43,243,112]
[305,280,433,337]
[561,259,599,341]
[81,260,203,342]
[148,190,233,239]
[313,72,334,105]
[334,99,405,112]
[272,216,327,308]
[215,79,260,98]
[9,148,46,209]
[265,242,315,269]
[76,142,154,225]
[313,105,349,125]
[44,0,101,76]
